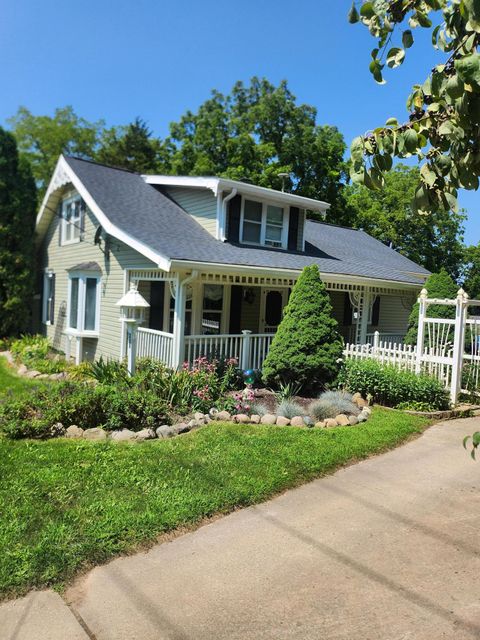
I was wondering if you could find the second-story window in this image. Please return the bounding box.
[240,198,288,249]
[61,194,85,245]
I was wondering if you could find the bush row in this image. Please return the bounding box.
[337,359,450,410]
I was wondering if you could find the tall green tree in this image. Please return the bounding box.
[462,243,480,299]
[8,106,103,194]
[161,78,347,219]
[404,269,458,346]
[0,128,37,336]
[96,118,162,173]
[344,164,466,277]
[348,1,480,216]
[262,264,344,392]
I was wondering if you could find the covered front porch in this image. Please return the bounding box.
[127,268,414,370]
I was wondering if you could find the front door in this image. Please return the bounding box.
[260,288,288,333]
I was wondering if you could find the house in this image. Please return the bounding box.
[34,155,429,369]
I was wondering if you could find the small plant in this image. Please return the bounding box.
[10,334,68,374]
[273,380,302,403]
[85,357,130,386]
[309,390,360,421]
[249,401,269,416]
[276,399,304,419]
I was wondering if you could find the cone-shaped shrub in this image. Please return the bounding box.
[404,269,458,346]
[262,264,344,392]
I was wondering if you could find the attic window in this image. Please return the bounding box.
[61,194,85,245]
[240,198,289,249]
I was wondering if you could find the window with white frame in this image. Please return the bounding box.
[42,272,55,325]
[240,198,288,249]
[67,273,101,334]
[61,194,85,245]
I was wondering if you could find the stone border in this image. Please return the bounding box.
[0,350,68,381]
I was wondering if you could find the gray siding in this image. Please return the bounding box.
[38,188,157,360]
[164,186,218,236]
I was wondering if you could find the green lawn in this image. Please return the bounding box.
[0,355,47,400]
[0,408,430,600]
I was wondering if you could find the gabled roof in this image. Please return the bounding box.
[36,156,429,287]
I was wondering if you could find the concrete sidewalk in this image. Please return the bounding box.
[3,417,480,639]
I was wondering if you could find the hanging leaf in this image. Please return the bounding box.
[446,75,465,99]
[348,2,359,23]
[386,47,406,69]
[454,54,480,86]
[402,30,414,48]
[420,163,437,187]
[360,2,375,18]
[404,129,419,153]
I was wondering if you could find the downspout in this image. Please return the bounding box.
[219,189,237,241]
[173,270,199,368]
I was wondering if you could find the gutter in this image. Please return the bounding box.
[218,189,237,241]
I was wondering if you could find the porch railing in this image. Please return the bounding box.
[184,331,274,370]
[365,332,405,346]
[137,327,174,368]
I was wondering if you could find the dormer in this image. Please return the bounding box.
[143,175,329,253]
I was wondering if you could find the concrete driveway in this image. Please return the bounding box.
[3,416,480,639]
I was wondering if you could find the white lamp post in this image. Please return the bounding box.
[116,283,150,376]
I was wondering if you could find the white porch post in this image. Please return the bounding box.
[450,288,468,405]
[172,274,186,369]
[241,330,252,370]
[355,289,370,345]
[415,288,428,374]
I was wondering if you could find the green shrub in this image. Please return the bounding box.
[276,400,304,419]
[262,265,344,393]
[10,334,68,374]
[0,382,170,439]
[83,356,130,385]
[395,401,438,412]
[309,390,360,420]
[337,359,449,410]
[404,270,458,346]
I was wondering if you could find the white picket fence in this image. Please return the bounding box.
[344,289,480,404]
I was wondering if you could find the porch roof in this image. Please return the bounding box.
[49,157,428,287]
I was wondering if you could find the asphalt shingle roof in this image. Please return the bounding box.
[64,157,429,286]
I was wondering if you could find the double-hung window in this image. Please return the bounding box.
[240,198,288,249]
[42,272,55,325]
[67,273,101,334]
[61,195,85,245]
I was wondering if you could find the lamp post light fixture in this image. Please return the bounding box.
[116,282,150,376]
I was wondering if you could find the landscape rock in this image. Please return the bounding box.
[362,406,372,416]
[204,415,212,424]
[290,416,305,427]
[209,408,218,418]
[216,410,232,422]
[171,422,190,435]
[303,416,314,427]
[49,372,67,381]
[36,373,50,379]
[335,414,350,426]
[25,370,42,379]
[349,416,359,426]
[83,427,107,441]
[352,392,362,402]
[276,416,291,426]
[135,428,156,441]
[156,425,176,439]
[188,419,203,430]
[234,413,251,424]
[250,414,261,424]
[110,429,137,442]
[356,398,369,408]
[66,425,84,438]
[325,418,338,428]
[194,412,206,422]
[357,412,368,423]
[315,421,326,428]
[17,364,28,375]
[261,414,277,425]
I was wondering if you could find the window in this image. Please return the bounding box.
[202,285,224,334]
[240,198,288,249]
[61,195,85,245]
[67,273,101,334]
[42,272,55,325]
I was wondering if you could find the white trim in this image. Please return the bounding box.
[142,175,330,212]
[42,270,55,325]
[36,156,172,271]
[67,270,102,336]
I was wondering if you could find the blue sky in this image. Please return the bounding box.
[1,0,478,245]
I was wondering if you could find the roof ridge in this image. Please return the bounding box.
[64,155,140,175]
